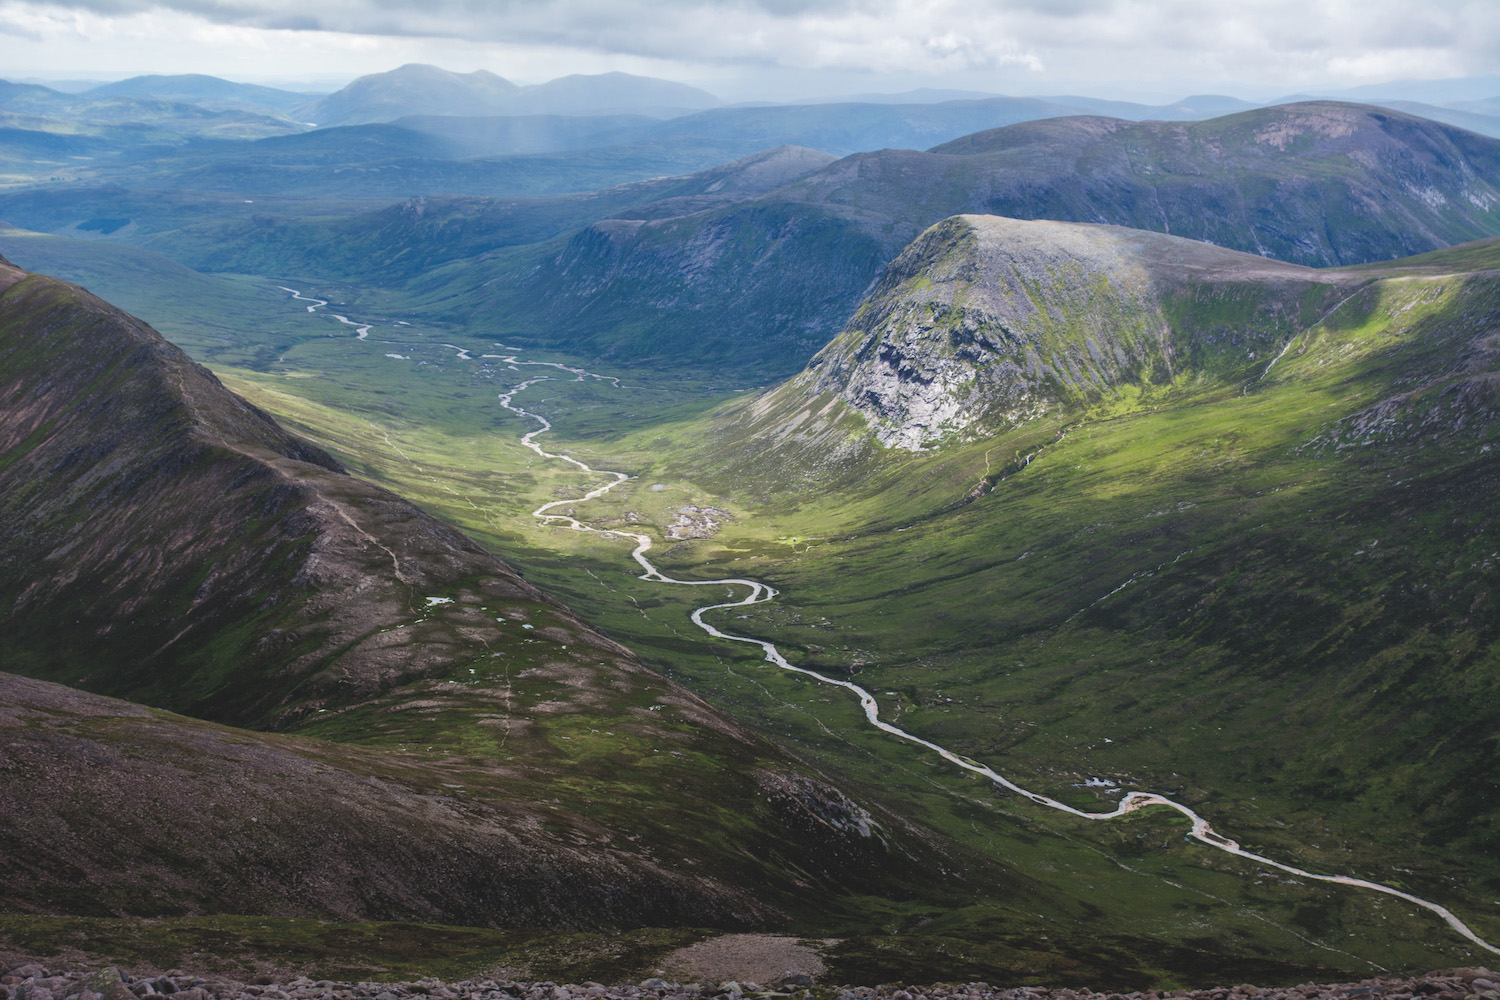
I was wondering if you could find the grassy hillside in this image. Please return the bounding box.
[586,223,1500,965]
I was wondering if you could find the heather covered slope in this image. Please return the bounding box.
[0,672,777,928]
[0,252,569,728]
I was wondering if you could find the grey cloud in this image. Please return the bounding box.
[6,0,1497,83]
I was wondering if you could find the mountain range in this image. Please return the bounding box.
[2,67,1499,985]
[350,101,1500,375]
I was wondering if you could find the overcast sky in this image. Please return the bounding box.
[3,0,1498,101]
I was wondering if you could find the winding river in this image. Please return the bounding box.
[284,287,1500,960]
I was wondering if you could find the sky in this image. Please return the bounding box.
[2,0,1498,102]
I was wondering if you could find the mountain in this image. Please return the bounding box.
[1328,73,1500,105]
[0,671,777,928]
[515,71,720,116]
[0,250,561,726]
[0,251,1000,935]
[4,250,1372,983]
[0,78,306,138]
[0,89,1331,209]
[0,79,68,111]
[788,214,1353,449]
[1363,99,1500,139]
[307,64,522,126]
[392,111,661,157]
[46,145,839,283]
[617,95,1090,156]
[84,74,315,117]
[1451,97,1500,119]
[310,88,1089,156]
[18,100,1487,379]
[415,101,1500,376]
[307,65,720,127]
[799,91,1256,122]
[1035,93,1259,120]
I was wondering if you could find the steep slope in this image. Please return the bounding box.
[420,102,1500,376]
[0,253,573,726]
[787,215,1359,449]
[0,672,774,927]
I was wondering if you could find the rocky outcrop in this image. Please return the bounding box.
[792,216,1355,450]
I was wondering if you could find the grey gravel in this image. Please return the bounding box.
[1,964,1497,1000]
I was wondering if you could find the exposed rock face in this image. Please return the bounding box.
[795,216,1355,450]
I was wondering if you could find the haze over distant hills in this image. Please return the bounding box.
[305,64,724,126]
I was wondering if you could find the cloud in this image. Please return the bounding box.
[1,0,1496,89]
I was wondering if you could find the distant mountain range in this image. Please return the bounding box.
[5,99,1497,380]
[303,64,723,126]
